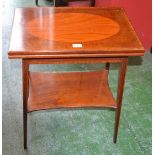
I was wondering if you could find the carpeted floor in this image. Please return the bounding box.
[2,0,152,154]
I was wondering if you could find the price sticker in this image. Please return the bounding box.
[72,44,83,48]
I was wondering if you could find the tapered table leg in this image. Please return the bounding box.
[22,59,29,149]
[105,63,110,73]
[114,58,128,143]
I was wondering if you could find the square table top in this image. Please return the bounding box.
[8,7,144,59]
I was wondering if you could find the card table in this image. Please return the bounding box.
[8,7,144,149]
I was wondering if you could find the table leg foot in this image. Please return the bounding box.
[113,110,120,144]
[23,111,27,149]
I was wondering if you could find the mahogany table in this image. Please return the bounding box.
[8,7,144,149]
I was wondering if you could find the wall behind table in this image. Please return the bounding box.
[96,0,152,51]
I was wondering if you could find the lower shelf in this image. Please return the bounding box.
[28,70,117,112]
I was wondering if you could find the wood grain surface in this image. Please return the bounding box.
[8,7,144,59]
[27,13,120,42]
[28,70,117,112]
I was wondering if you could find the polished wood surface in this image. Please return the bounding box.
[28,70,116,112]
[8,7,144,58]
[27,13,120,42]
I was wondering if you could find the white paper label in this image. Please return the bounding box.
[72,44,82,48]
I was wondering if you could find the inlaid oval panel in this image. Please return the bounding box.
[27,13,120,42]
